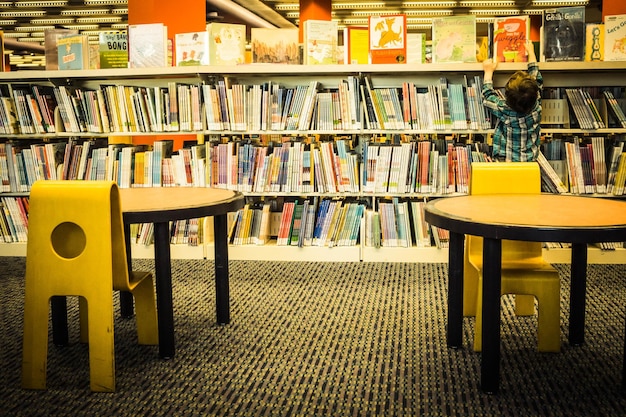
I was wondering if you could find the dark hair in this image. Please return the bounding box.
[505,71,540,114]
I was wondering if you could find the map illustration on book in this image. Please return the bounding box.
[542,7,585,61]
[432,15,477,63]
[493,16,530,62]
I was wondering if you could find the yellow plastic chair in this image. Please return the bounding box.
[22,180,158,392]
[465,162,561,352]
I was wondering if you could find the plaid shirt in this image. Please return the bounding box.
[482,62,543,162]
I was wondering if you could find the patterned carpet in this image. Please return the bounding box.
[1,257,626,416]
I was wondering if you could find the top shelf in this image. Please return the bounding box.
[4,61,626,83]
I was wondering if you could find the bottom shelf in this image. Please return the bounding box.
[0,243,624,264]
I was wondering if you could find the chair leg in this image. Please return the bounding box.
[132,278,159,346]
[22,292,51,390]
[514,294,535,316]
[535,281,561,353]
[79,296,89,344]
[86,297,116,392]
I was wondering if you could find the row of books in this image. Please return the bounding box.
[7,135,626,196]
[0,76,495,136]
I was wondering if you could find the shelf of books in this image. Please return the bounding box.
[1,62,626,262]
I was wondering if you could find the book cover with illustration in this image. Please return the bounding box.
[604,14,626,62]
[368,14,407,64]
[175,31,209,66]
[44,28,78,70]
[99,31,128,69]
[206,23,246,65]
[303,20,338,65]
[493,16,530,62]
[584,23,604,61]
[542,6,585,61]
[343,26,369,64]
[57,34,90,70]
[406,33,426,64]
[251,28,300,64]
[128,23,168,68]
[432,15,477,63]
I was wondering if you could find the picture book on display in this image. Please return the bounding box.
[128,23,168,68]
[604,14,626,62]
[250,28,300,64]
[406,33,426,64]
[493,16,530,62]
[44,28,78,70]
[431,15,477,63]
[343,26,369,64]
[542,7,585,61]
[303,19,338,65]
[585,23,604,61]
[98,31,128,69]
[206,23,246,65]
[57,34,90,70]
[368,14,407,64]
[175,31,209,66]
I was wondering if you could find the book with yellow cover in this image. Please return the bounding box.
[584,23,604,61]
[206,23,246,65]
[343,26,369,64]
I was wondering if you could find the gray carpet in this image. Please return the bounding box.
[1,257,626,416]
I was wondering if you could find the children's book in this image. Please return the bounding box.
[584,23,604,61]
[432,15,477,63]
[406,33,426,64]
[206,23,246,65]
[128,23,168,68]
[604,14,626,62]
[99,31,128,69]
[175,31,209,66]
[343,26,369,64]
[542,7,585,61]
[44,28,78,70]
[303,20,338,65]
[493,16,530,63]
[251,28,300,64]
[368,15,407,64]
[57,34,90,70]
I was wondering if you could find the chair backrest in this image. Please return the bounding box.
[468,162,543,265]
[26,180,131,293]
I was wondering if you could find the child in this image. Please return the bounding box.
[482,40,543,162]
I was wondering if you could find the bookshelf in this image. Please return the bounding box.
[1,62,626,263]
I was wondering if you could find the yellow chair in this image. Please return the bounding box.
[465,162,561,352]
[22,180,158,392]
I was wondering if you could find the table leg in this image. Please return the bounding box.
[481,237,502,395]
[214,213,230,325]
[569,242,588,346]
[120,222,134,319]
[153,221,175,359]
[447,231,464,348]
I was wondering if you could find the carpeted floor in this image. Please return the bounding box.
[1,257,626,416]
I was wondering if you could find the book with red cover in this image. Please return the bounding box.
[368,15,407,64]
[493,16,530,63]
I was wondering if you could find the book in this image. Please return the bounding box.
[57,34,90,70]
[493,16,530,63]
[584,23,604,62]
[431,15,477,63]
[343,26,369,64]
[99,32,128,69]
[303,19,338,65]
[542,7,585,62]
[368,15,407,64]
[406,33,426,64]
[604,14,626,62]
[251,28,300,64]
[175,31,209,66]
[44,28,78,70]
[206,22,246,65]
[128,23,168,68]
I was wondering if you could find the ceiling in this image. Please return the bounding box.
[0,0,602,68]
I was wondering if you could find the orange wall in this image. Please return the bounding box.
[603,0,626,20]
[299,0,332,42]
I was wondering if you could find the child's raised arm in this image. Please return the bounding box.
[525,39,537,63]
